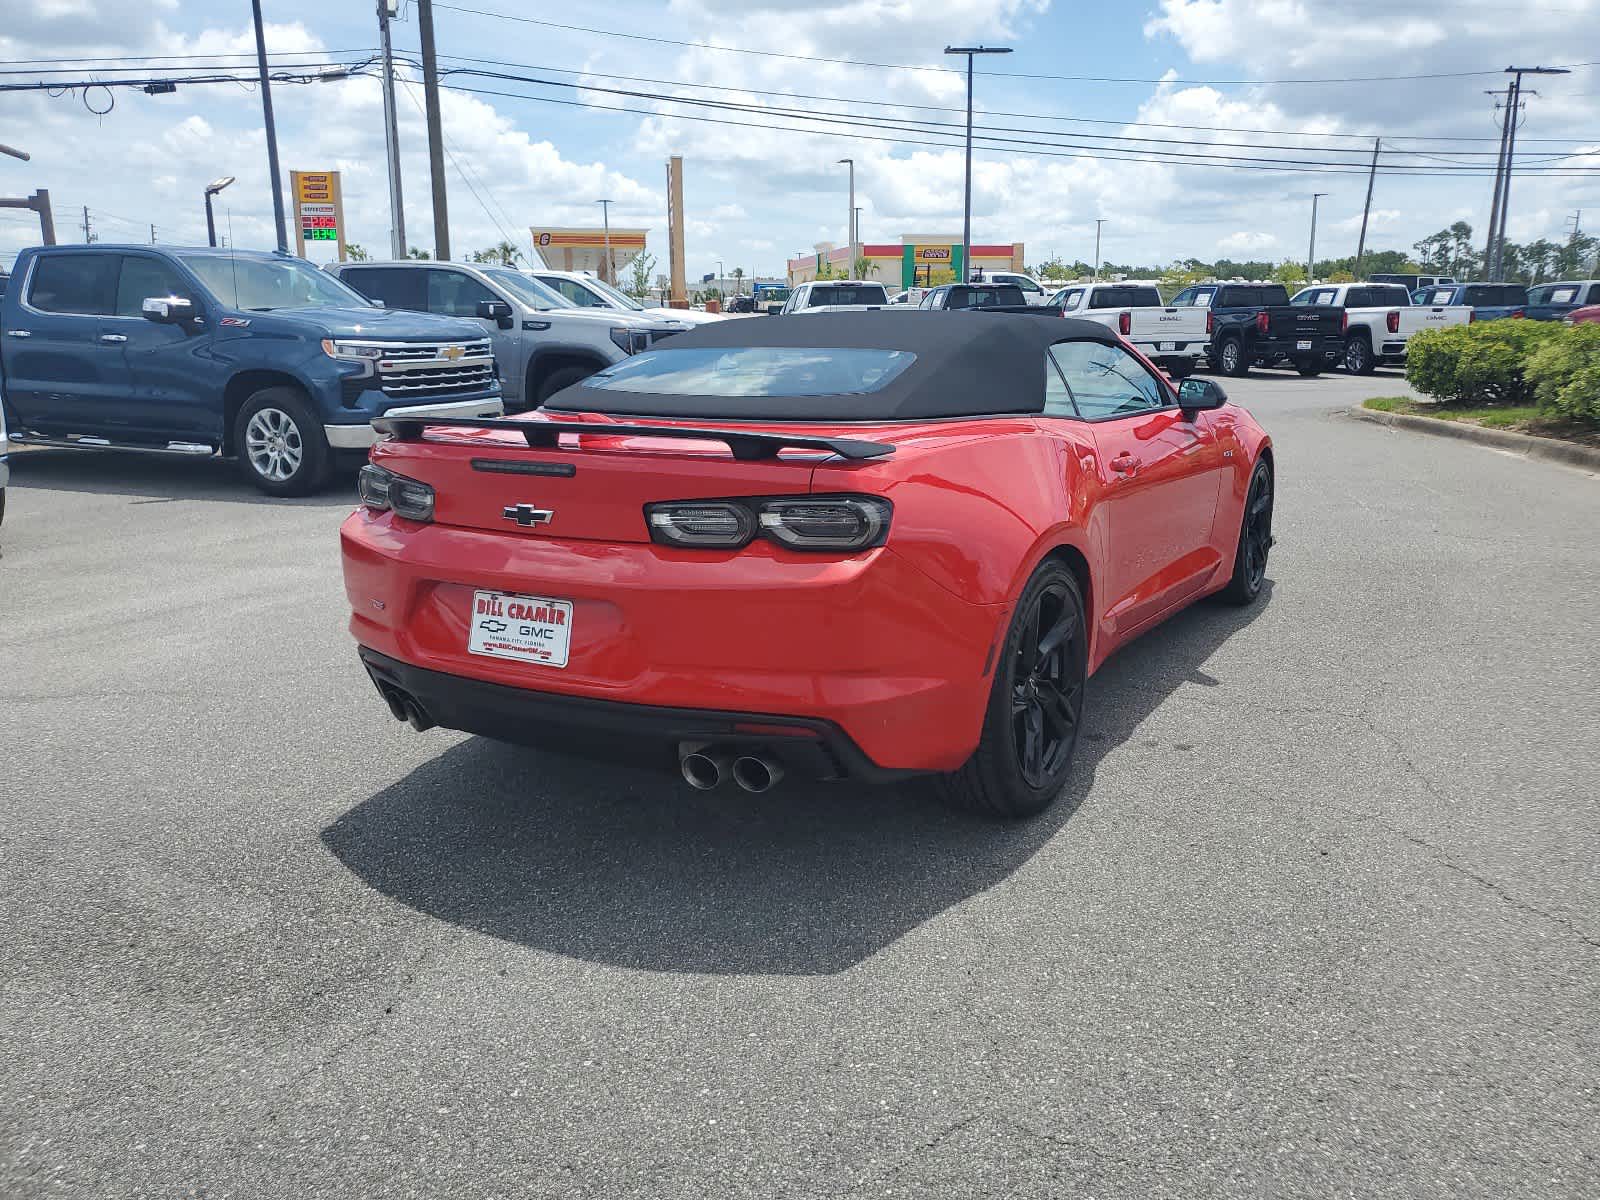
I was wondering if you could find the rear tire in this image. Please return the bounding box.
[1344,334,1376,375]
[1217,461,1274,606]
[234,387,331,497]
[1166,361,1193,381]
[1218,337,1250,377]
[936,562,1088,820]
[1295,362,1323,377]
[534,364,599,406]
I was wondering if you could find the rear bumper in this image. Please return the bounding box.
[359,648,908,782]
[325,396,506,450]
[340,509,1007,772]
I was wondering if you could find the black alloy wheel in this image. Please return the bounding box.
[1218,461,1274,605]
[937,562,1088,818]
[1011,580,1086,789]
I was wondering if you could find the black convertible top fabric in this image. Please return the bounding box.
[544,310,1119,421]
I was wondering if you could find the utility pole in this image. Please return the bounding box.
[1354,138,1380,277]
[377,0,407,259]
[944,45,1012,285]
[837,158,854,279]
[1483,86,1514,280]
[81,205,93,244]
[1308,193,1328,282]
[417,0,450,260]
[150,223,157,245]
[1491,66,1570,280]
[1092,219,1105,281]
[251,0,288,252]
[666,155,686,307]
[596,198,613,283]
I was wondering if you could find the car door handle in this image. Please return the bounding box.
[99,333,129,343]
[1110,453,1141,474]
[6,329,31,338]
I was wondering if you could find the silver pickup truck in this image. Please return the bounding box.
[329,261,690,410]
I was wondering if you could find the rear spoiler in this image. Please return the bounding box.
[370,415,895,462]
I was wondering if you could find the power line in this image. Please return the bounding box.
[431,75,1600,177]
[428,4,1599,86]
[0,48,380,67]
[434,52,1598,147]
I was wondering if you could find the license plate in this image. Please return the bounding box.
[1159,341,1176,352]
[1296,339,1313,350]
[467,589,572,668]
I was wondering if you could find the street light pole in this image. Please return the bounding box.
[1309,193,1328,282]
[376,0,407,259]
[250,0,288,252]
[0,143,29,161]
[1092,219,1105,281]
[837,159,854,279]
[597,199,614,283]
[204,176,236,249]
[944,45,1012,284]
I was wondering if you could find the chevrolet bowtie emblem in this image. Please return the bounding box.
[442,345,464,360]
[503,504,555,527]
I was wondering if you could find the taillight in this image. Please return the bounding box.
[358,463,435,522]
[1386,310,1400,334]
[1205,311,1215,335]
[1255,311,1269,334]
[1468,309,1477,323]
[1510,309,1525,319]
[1341,311,1349,334]
[1118,311,1131,336]
[646,495,892,552]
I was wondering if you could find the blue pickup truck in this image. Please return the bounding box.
[1410,283,1530,322]
[1523,280,1600,322]
[0,245,503,495]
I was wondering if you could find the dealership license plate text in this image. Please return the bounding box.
[467,589,572,668]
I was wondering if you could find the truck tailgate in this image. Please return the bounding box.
[1266,305,1341,339]
[1399,306,1471,337]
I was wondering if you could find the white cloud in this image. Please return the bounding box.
[1218,231,1277,253]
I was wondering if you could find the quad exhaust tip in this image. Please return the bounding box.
[731,755,784,794]
[679,744,785,792]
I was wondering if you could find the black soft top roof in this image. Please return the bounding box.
[545,309,1119,421]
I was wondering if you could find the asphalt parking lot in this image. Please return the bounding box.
[3,367,1597,1198]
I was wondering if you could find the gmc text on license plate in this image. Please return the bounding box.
[467,589,572,668]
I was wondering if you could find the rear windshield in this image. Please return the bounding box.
[1463,285,1528,306]
[1218,285,1290,307]
[949,286,1025,308]
[1529,283,1579,305]
[1088,286,1161,308]
[805,285,888,307]
[578,347,917,398]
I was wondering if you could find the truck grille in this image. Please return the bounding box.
[376,338,495,398]
[331,337,497,402]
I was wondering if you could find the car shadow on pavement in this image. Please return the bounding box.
[323,583,1274,977]
[7,448,361,507]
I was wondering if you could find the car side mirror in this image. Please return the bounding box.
[1178,378,1227,412]
[142,295,194,324]
[477,299,514,329]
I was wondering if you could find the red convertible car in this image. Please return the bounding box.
[341,312,1273,818]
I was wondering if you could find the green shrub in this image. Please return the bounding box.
[1405,320,1564,406]
[1525,323,1600,423]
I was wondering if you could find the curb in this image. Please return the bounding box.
[1348,405,1600,475]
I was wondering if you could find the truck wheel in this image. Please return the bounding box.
[1295,362,1323,377]
[235,387,332,497]
[1218,337,1250,377]
[1166,361,1193,381]
[534,365,598,406]
[1344,334,1376,375]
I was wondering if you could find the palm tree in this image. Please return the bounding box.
[731,266,745,296]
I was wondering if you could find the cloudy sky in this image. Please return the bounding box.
[1,0,1596,278]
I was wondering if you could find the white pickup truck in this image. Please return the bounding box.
[780,281,891,314]
[1045,283,1208,378]
[1290,283,1471,374]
